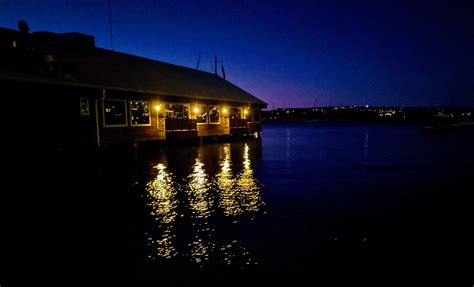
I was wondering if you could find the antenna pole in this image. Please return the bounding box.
[210,56,222,76]
[221,65,226,80]
[214,56,217,76]
[196,52,202,70]
[108,0,114,51]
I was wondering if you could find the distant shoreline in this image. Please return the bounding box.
[262,119,426,125]
[262,107,474,123]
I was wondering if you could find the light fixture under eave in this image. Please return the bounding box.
[194,107,200,114]
[223,108,227,114]
[155,104,162,111]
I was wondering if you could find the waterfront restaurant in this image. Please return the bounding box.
[0,26,266,148]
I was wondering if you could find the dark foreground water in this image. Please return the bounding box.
[2,122,474,286]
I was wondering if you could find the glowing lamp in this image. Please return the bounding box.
[223,108,227,114]
[155,104,161,111]
[244,109,248,114]
[193,107,200,114]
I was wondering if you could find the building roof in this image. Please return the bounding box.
[0,27,267,107]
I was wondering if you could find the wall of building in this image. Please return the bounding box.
[1,80,100,149]
[1,79,263,147]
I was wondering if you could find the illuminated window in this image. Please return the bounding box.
[103,99,127,127]
[130,100,151,126]
[253,108,261,122]
[80,97,90,116]
[229,107,241,119]
[209,105,220,124]
[165,104,189,120]
[196,105,208,124]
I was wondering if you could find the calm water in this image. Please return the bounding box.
[3,122,474,286]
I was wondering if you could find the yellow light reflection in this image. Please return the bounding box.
[217,145,239,216]
[189,233,212,265]
[187,159,213,219]
[219,240,255,267]
[218,143,263,216]
[148,229,176,259]
[235,144,262,213]
[146,163,178,258]
[145,143,264,266]
[147,164,177,224]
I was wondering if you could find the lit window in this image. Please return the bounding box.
[130,100,151,126]
[253,109,261,122]
[80,97,90,116]
[165,104,189,120]
[209,105,220,124]
[196,105,208,124]
[229,107,241,119]
[103,99,127,127]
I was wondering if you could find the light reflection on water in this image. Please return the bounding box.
[219,144,263,217]
[188,159,213,219]
[235,144,262,214]
[146,163,178,259]
[147,164,177,225]
[144,140,264,267]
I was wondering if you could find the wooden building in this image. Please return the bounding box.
[0,26,266,148]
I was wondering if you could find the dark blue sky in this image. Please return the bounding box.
[1,0,472,107]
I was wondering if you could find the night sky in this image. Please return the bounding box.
[1,0,472,108]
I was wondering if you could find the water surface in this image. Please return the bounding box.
[4,122,473,286]
[129,122,474,285]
